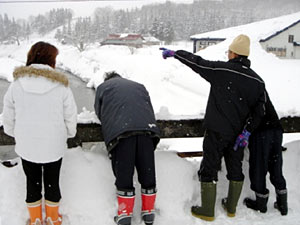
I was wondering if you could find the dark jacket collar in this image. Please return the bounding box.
[229,56,251,68]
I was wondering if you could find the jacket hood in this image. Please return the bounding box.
[13,64,69,94]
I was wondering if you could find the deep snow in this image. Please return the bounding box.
[0,136,300,225]
[0,11,300,225]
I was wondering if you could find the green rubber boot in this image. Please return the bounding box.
[222,180,243,217]
[191,182,216,221]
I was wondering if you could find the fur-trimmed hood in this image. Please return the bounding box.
[13,64,69,94]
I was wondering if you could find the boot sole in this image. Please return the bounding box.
[114,215,132,225]
[191,211,214,221]
[142,212,155,225]
[26,219,42,225]
[227,212,235,217]
[274,202,288,216]
[221,199,235,217]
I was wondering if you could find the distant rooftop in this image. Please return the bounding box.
[106,34,143,41]
[190,11,300,42]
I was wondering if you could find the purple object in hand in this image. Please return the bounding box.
[159,47,175,59]
[233,129,251,151]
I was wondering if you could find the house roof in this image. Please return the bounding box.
[294,41,300,46]
[260,19,300,42]
[106,34,144,41]
[190,11,300,43]
[190,37,225,41]
[143,36,160,43]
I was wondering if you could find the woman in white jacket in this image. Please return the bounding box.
[2,42,77,225]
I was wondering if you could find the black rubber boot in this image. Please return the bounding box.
[244,190,269,213]
[274,189,288,216]
[191,182,216,221]
[221,180,243,217]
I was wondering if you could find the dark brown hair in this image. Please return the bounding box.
[104,71,121,81]
[26,42,59,68]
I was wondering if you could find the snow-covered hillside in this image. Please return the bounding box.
[1,14,300,120]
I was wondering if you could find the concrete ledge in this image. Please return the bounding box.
[0,117,299,147]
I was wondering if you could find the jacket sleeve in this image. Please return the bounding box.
[63,87,77,138]
[94,85,103,122]
[244,87,267,133]
[174,50,218,83]
[2,84,15,137]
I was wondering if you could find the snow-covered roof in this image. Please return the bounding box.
[294,41,300,46]
[190,11,300,42]
[106,33,144,41]
[260,18,300,42]
[143,36,160,43]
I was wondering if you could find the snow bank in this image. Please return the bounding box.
[1,135,300,225]
[0,33,300,120]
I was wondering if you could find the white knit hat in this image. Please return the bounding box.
[229,34,250,56]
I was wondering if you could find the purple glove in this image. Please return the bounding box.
[233,129,251,151]
[159,47,175,59]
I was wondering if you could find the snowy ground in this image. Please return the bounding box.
[0,135,299,225]
[1,12,300,225]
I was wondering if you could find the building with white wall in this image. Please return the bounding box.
[190,12,300,59]
[259,20,300,59]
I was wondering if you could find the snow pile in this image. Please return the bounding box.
[0,136,300,225]
[1,38,300,120]
[1,13,300,120]
[77,107,100,124]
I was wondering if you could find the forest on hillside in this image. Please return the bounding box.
[1,0,300,47]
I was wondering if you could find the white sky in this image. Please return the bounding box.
[0,0,193,20]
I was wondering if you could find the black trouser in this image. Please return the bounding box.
[248,128,286,194]
[110,135,156,191]
[21,158,62,203]
[198,130,244,182]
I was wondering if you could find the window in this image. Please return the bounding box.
[288,35,294,43]
[266,47,286,57]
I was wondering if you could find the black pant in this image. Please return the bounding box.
[110,135,156,191]
[198,130,244,182]
[21,158,62,203]
[248,128,286,194]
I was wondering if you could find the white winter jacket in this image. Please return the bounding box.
[3,64,77,163]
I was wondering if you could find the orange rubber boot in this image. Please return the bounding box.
[45,200,62,225]
[27,199,43,225]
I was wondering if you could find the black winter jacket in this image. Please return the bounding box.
[174,50,266,138]
[94,77,160,151]
[255,92,282,131]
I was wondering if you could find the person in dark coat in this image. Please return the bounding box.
[160,34,266,221]
[94,71,160,225]
[243,92,288,216]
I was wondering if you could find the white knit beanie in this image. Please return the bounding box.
[229,34,250,57]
